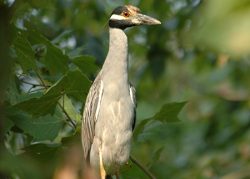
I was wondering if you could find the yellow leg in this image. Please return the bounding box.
[99,148,106,179]
[115,172,119,179]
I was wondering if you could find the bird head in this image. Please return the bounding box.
[109,5,161,29]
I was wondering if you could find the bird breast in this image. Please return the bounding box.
[92,80,134,173]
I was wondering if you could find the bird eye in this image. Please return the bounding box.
[123,12,130,17]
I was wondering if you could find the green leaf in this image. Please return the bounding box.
[13,32,36,72]
[9,111,63,141]
[72,55,99,76]
[14,93,61,116]
[47,69,91,101]
[59,95,82,124]
[27,29,69,74]
[149,102,187,122]
[14,70,90,117]
[133,102,186,139]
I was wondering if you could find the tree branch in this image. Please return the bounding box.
[130,155,156,179]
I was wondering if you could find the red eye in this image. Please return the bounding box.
[123,12,130,17]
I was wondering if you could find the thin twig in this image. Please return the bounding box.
[130,155,156,179]
[32,67,76,129]
[35,71,47,88]
[58,102,77,129]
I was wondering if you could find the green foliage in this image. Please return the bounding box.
[13,32,36,72]
[27,29,69,74]
[134,102,186,138]
[9,112,63,141]
[1,0,250,179]
[14,94,61,116]
[72,55,99,76]
[150,102,186,123]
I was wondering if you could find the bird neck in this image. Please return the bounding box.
[102,28,128,76]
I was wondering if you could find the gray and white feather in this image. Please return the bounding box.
[81,4,160,177]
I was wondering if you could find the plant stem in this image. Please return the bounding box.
[35,70,47,88]
[58,102,76,129]
[130,155,156,179]
[32,68,76,129]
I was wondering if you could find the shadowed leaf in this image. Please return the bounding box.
[72,55,99,76]
[8,110,63,141]
[13,32,36,72]
[27,29,69,74]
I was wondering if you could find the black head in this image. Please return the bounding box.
[109,5,161,30]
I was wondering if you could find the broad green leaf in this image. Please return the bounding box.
[13,32,36,72]
[14,93,61,116]
[134,102,186,138]
[27,29,69,74]
[9,111,63,141]
[47,69,91,101]
[14,70,90,117]
[72,55,99,76]
[149,102,186,122]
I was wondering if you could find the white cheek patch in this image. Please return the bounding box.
[110,14,127,20]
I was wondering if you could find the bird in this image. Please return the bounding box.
[81,5,161,179]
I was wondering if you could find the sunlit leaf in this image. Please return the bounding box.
[59,95,82,124]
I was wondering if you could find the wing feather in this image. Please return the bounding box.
[129,84,137,131]
[82,74,104,160]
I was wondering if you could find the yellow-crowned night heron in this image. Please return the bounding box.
[82,5,160,179]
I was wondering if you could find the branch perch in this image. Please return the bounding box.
[130,155,156,179]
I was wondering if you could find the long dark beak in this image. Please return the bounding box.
[135,13,161,25]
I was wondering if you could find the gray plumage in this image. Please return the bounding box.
[82,28,135,173]
[81,4,160,177]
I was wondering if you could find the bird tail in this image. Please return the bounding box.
[106,175,112,179]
